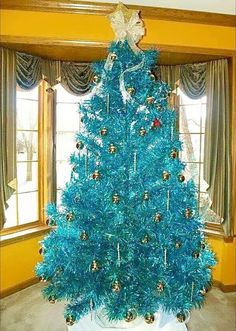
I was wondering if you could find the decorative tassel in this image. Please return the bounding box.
[85,149,88,177]
[117,242,121,267]
[191,282,195,302]
[167,190,170,211]
[164,248,167,268]
[107,94,110,114]
[90,299,94,321]
[171,126,174,140]
[133,151,137,173]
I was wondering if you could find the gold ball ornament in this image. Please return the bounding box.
[109,143,117,154]
[46,218,56,226]
[149,73,156,81]
[144,313,155,324]
[100,127,108,136]
[175,241,182,249]
[93,75,100,84]
[112,280,122,293]
[146,96,154,104]
[176,312,186,323]
[125,309,137,323]
[127,87,135,95]
[92,170,101,180]
[66,315,76,326]
[154,212,161,223]
[48,296,56,304]
[39,276,47,282]
[139,127,147,136]
[110,53,117,61]
[200,287,209,296]
[80,230,89,241]
[156,282,165,293]
[76,141,84,150]
[66,212,74,222]
[163,171,170,181]
[193,251,200,259]
[55,266,64,275]
[143,191,149,201]
[112,193,120,204]
[141,234,150,244]
[170,149,178,159]
[178,174,185,182]
[91,260,100,272]
[185,208,192,219]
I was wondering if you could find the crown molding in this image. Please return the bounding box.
[1,35,235,65]
[1,35,235,56]
[1,0,235,27]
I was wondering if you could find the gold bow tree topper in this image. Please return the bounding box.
[108,3,145,48]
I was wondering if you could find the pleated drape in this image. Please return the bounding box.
[15,50,93,95]
[0,48,17,229]
[204,60,231,236]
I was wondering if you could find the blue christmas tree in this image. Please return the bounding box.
[36,3,215,327]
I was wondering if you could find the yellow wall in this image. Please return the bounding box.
[0,236,43,293]
[0,10,235,50]
[0,9,235,295]
[208,237,236,286]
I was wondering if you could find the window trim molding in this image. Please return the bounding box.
[2,81,49,233]
[0,224,51,246]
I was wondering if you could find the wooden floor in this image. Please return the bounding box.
[0,284,235,331]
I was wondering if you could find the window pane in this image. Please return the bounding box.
[56,133,76,161]
[57,189,62,204]
[201,103,206,133]
[17,85,38,100]
[57,161,72,189]
[17,162,38,193]
[17,99,38,130]
[179,105,201,133]
[179,92,206,106]
[17,131,38,161]
[56,84,79,103]
[183,162,200,189]
[201,134,205,163]
[5,194,17,228]
[199,192,221,223]
[18,191,38,224]
[57,103,80,132]
[180,133,200,162]
[199,163,208,193]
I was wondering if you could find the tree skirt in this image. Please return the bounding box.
[68,310,188,331]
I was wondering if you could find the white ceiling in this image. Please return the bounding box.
[90,0,236,15]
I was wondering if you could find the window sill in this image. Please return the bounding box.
[0,222,232,247]
[0,225,51,246]
[203,222,234,241]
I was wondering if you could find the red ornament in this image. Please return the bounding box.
[152,118,161,129]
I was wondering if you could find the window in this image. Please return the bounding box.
[178,90,220,223]
[3,83,220,231]
[55,85,81,203]
[5,86,40,228]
